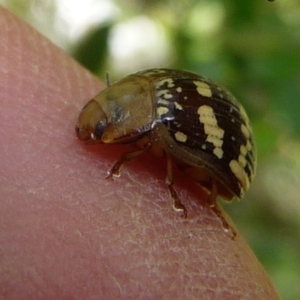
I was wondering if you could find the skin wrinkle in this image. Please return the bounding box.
[0,6,281,300]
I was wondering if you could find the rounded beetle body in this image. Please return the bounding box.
[76,68,256,236]
[76,68,256,200]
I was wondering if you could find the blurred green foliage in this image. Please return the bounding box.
[74,24,111,74]
[3,0,300,299]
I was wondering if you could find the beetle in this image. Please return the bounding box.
[76,68,256,238]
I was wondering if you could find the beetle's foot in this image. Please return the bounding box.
[168,184,187,218]
[106,161,123,179]
[209,202,237,239]
[208,179,236,239]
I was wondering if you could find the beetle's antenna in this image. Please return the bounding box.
[106,72,111,86]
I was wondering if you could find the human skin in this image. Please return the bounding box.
[0,7,280,300]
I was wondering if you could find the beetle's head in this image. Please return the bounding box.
[76,99,108,143]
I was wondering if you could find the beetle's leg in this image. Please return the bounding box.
[208,179,237,239]
[165,155,187,218]
[107,144,151,179]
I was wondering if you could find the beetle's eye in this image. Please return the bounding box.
[94,120,107,138]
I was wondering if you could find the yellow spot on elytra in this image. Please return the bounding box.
[174,101,183,110]
[238,154,247,167]
[194,81,212,98]
[157,99,170,106]
[175,131,187,143]
[213,148,223,159]
[157,107,169,116]
[246,140,252,151]
[240,145,247,156]
[156,78,175,88]
[229,160,250,191]
[156,90,173,100]
[198,105,224,159]
[241,124,250,139]
[239,105,250,123]
[230,137,254,191]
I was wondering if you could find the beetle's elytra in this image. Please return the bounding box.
[76,68,256,238]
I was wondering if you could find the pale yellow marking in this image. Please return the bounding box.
[230,139,254,190]
[157,107,169,116]
[198,105,224,159]
[174,101,183,110]
[155,90,173,100]
[246,140,252,151]
[157,99,170,106]
[175,131,187,143]
[241,124,250,139]
[206,135,223,147]
[156,78,175,89]
[228,106,254,187]
[194,81,212,98]
[229,160,250,191]
[176,87,183,93]
[240,145,247,156]
[213,148,223,159]
[239,105,250,123]
[142,69,166,77]
[238,154,247,167]
[156,89,173,100]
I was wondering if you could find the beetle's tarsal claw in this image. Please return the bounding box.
[167,183,187,218]
[209,201,237,239]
